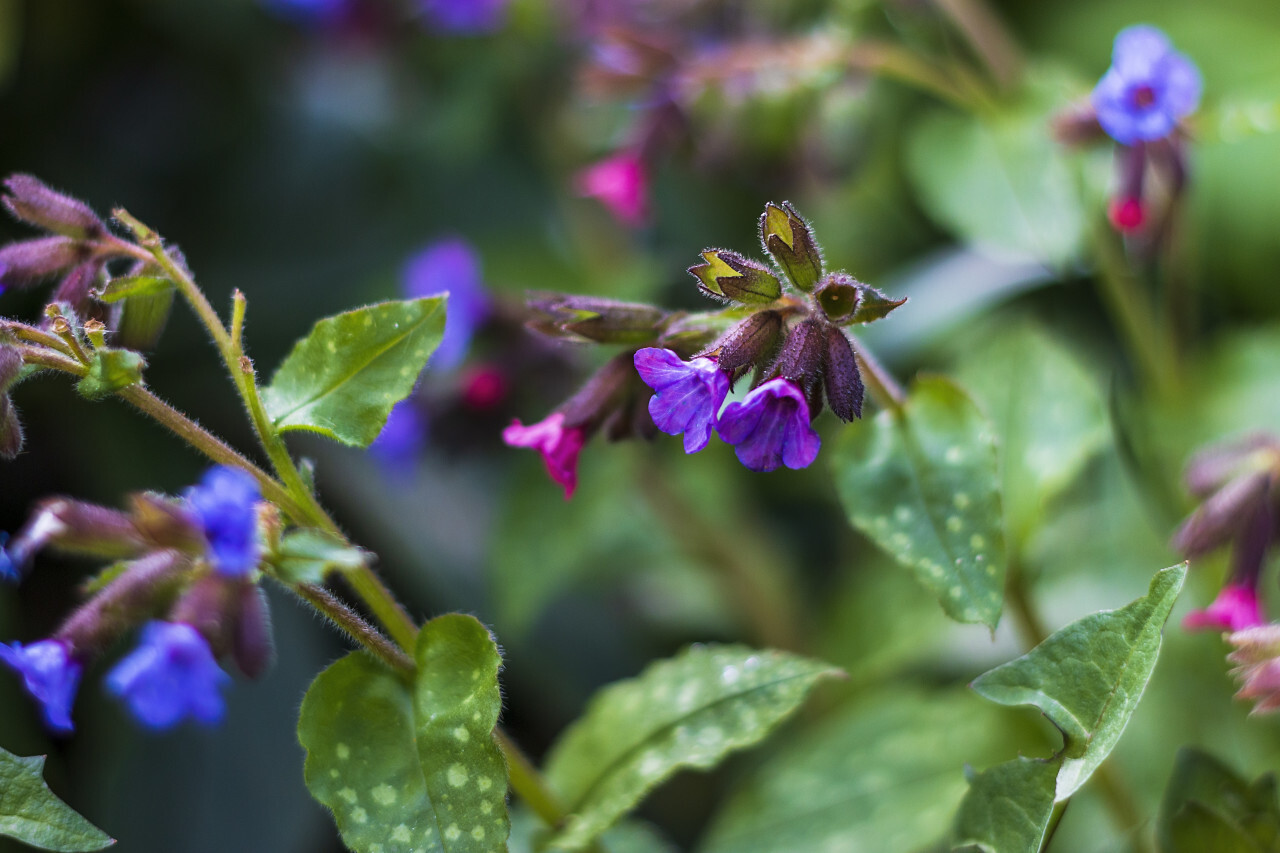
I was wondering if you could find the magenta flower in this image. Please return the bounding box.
[575,153,649,227]
[0,639,82,733]
[1184,583,1267,633]
[716,378,820,472]
[1092,25,1201,145]
[502,413,587,499]
[634,348,728,453]
[106,622,230,730]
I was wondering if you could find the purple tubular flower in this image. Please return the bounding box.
[0,639,82,733]
[186,467,262,577]
[403,238,490,371]
[418,0,509,34]
[633,348,729,453]
[716,378,821,472]
[106,622,230,730]
[1092,25,1201,145]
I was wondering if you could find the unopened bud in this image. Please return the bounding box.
[1172,472,1270,558]
[3,175,106,240]
[170,574,237,657]
[0,237,89,290]
[715,309,783,375]
[688,250,782,304]
[232,582,275,679]
[0,344,21,390]
[824,326,864,422]
[772,319,827,417]
[759,202,824,292]
[50,261,104,316]
[1185,434,1280,498]
[0,394,21,460]
[56,549,190,656]
[7,497,149,568]
[527,293,666,344]
[815,273,861,322]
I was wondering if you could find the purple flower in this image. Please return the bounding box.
[419,0,509,34]
[716,378,820,472]
[106,622,230,730]
[0,532,16,583]
[371,400,428,478]
[403,238,490,371]
[1092,25,1201,145]
[1184,583,1267,633]
[186,467,262,577]
[0,639,81,733]
[633,348,728,453]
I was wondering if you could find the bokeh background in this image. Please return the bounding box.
[2,0,1280,850]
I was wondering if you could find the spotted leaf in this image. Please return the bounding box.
[544,645,841,851]
[262,297,446,448]
[298,613,509,853]
[831,375,1007,628]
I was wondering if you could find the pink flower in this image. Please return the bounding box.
[502,413,586,499]
[1184,583,1266,633]
[1107,197,1145,233]
[575,153,649,227]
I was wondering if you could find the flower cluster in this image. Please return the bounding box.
[504,203,905,491]
[0,466,270,733]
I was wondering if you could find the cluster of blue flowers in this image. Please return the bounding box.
[0,466,264,734]
[634,349,820,472]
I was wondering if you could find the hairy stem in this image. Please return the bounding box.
[344,563,419,656]
[289,581,415,674]
[1,321,77,359]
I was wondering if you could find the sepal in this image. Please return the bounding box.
[759,202,823,292]
[688,249,783,304]
[846,284,907,324]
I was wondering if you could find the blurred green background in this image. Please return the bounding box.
[2,0,1280,850]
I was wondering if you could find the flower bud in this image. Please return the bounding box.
[6,497,150,569]
[0,394,22,461]
[0,343,21,390]
[824,325,864,422]
[169,574,238,656]
[56,549,190,655]
[715,309,783,376]
[759,202,823,292]
[3,175,106,240]
[527,293,666,344]
[1184,434,1280,498]
[1172,471,1269,558]
[688,250,782,304]
[772,319,827,418]
[0,237,90,290]
[232,583,275,680]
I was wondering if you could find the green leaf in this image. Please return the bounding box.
[905,74,1089,266]
[971,564,1187,801]
[509,809,676,853]
[1156,747,1280,853]
[262,297,446,447]
[830,374,1007,628]
[700,689,1042,853]
[955,324,1108,546]
[545,645,841,851]
[298,613,509,853]
[75,348,145,401]
[95,275,173,303]
[271,529,365,585]
[951,757,1059,853]
[0,747,114,851]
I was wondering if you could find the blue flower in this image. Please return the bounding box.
[0,532,16,583]
[403,238,490,371]
[1092,25,1201,145]
[418,0,509,34]
[371,400,428,479]
[633,348,729,453]
[106,622,230,730]
[716,378,821,472]
[0,639,82,733]
[186,467,262,577]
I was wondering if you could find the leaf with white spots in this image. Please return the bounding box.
[955,324,1108,548]
[298,613,510,853]
[972,564,1186,801]
[544,645,841,851]
[262,297,446,447]
[699,689,1044,853]
[831,374,1007,628]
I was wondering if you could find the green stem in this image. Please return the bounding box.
[849,335,906,413]
[931,0,1024,90]
[290,581,414,674]
[1040,798,1070,852]
[1090,225,1178,396]
[495,728,569,829]
[2,321,77,359]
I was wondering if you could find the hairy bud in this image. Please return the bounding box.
[0,394,21,460]
[527,293,666,344]
[232,582,276,679]
[824,325,864,421]
[3,174,106,240]
[759,202,823,292]
[0,237,90,290]
[688,250,782,304]
[772,319,827,417]
[0,343,21,390]
[715,309,783,376]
